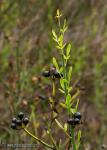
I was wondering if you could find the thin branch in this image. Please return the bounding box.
[23,127,54,150]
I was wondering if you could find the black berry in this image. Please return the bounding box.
[11,123,17,130]
[54,71,63,78]
[54,71,61,78]
[74,118,80,124]
[67,118,76,126]
[67,117,80,127]
[18,112,24,120]
[73,112,82,120]
[12,117,17,123]
[42,71,50,77]
[16,119,22,126]
[22,117,29,126]
[11,112,29,130]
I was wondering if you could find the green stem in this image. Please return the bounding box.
[71,128,76,150]
[62,54,67,97]
[47,130,58,150]
[62,50,76,150]
[58,17,61,29]
[57,16,77,150]
[23,127,54,150]
[52,79,55,96]
[55,119,70,138]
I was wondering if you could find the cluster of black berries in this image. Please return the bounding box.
[67,112,82,128]
[11,112,29,130]
[42,67,63,79]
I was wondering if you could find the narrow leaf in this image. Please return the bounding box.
[58,34,63,48]
[66,94,71,112]
[78,130,81,142]
[55,119,63,130]
[59,88,65,94]
[52,29,57,39]
[59,102,66,108]
[68,67,72,83]
[60,78,67,90]
[66,44,71,56]
[67,86,72,93]
[64,123,68,132]
[70,108,76,114]
[76,130,82,150]
[59,67,63,73]
[52,57,59,71]
[76,99,79,112]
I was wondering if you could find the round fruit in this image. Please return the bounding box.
[67,118,76,125]
[22,117,29,125]
[18,112,24,120]
[16,119,22,126]
[12,117,17,123]
[74,118,80,124]
[73,112,82,120]
[42,71,50,77]
[11,123,17,129]
[54,71,61,78]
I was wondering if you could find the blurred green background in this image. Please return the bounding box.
[0,0,107,149]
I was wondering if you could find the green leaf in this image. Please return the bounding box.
[52,29,57,39]
[59,67,63,73]
[68,67,72,83]
[70,108,76,114]
[63,54,70,61]
[76,130,82,150]
[66,94,71,112]
[76,99,79,112]
[63,19,68,32]
[62,43,66,49]
[70,99,79,115]
[64,123,68,132]
[61,19,68,33]
[64,54,67,60]
[53,37,57,42]
[58,34,63,45]
[59,102,66,108]
[66,44,71,56]
[56,45,62,50]
[59,88,65,94]
[55,119,63,130]
[78,130,81,142]
[52,57,59,71]
[60,78,67,90]
[67,86,72,93]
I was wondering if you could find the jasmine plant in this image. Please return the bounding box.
[52,9,82,150]
[11,10,82,150]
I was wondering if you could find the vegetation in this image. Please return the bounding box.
[0,1,107,149]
